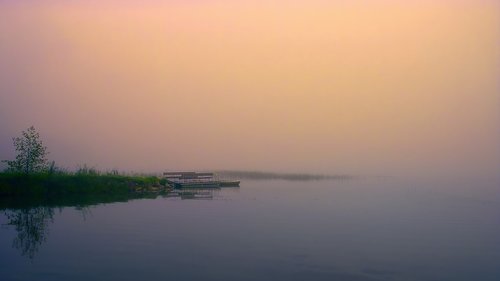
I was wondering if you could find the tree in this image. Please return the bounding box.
[3,126,48,174]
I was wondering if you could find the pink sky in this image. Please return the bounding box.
[0,1,499,176]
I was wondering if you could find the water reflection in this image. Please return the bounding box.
[0,188,228,259]
[3,207,55,260]
[166,188,219,200]
[1,180,499,281]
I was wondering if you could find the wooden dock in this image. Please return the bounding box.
[163,172,240,189]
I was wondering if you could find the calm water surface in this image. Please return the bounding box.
[1,178,499,281]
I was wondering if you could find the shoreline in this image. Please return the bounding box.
[0,172,169,197]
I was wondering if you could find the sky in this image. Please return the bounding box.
[0,0,499,177]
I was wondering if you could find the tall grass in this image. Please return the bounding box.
[0,168,161,197]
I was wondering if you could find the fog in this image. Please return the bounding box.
[1,1,499,177]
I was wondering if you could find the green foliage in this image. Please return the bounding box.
[0,126,163,198]
[0,170,161,197]
[76,164,99,176]
[159,178,168,186]
[3,126,48,174]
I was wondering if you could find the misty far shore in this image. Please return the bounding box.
[216,170,355,181]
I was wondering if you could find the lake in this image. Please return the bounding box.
[1,177,499,281]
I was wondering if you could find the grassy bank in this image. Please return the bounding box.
[0,172,166,197]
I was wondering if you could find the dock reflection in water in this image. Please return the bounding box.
[165,188,222,200]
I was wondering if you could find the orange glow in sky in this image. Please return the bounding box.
[0,1,498,176]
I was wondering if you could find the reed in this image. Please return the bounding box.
[0,169,162,197]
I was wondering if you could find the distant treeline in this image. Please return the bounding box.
[216,170,355,181]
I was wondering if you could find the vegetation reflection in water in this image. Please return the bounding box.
[3,206,54,260]
[0,188,223,260]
